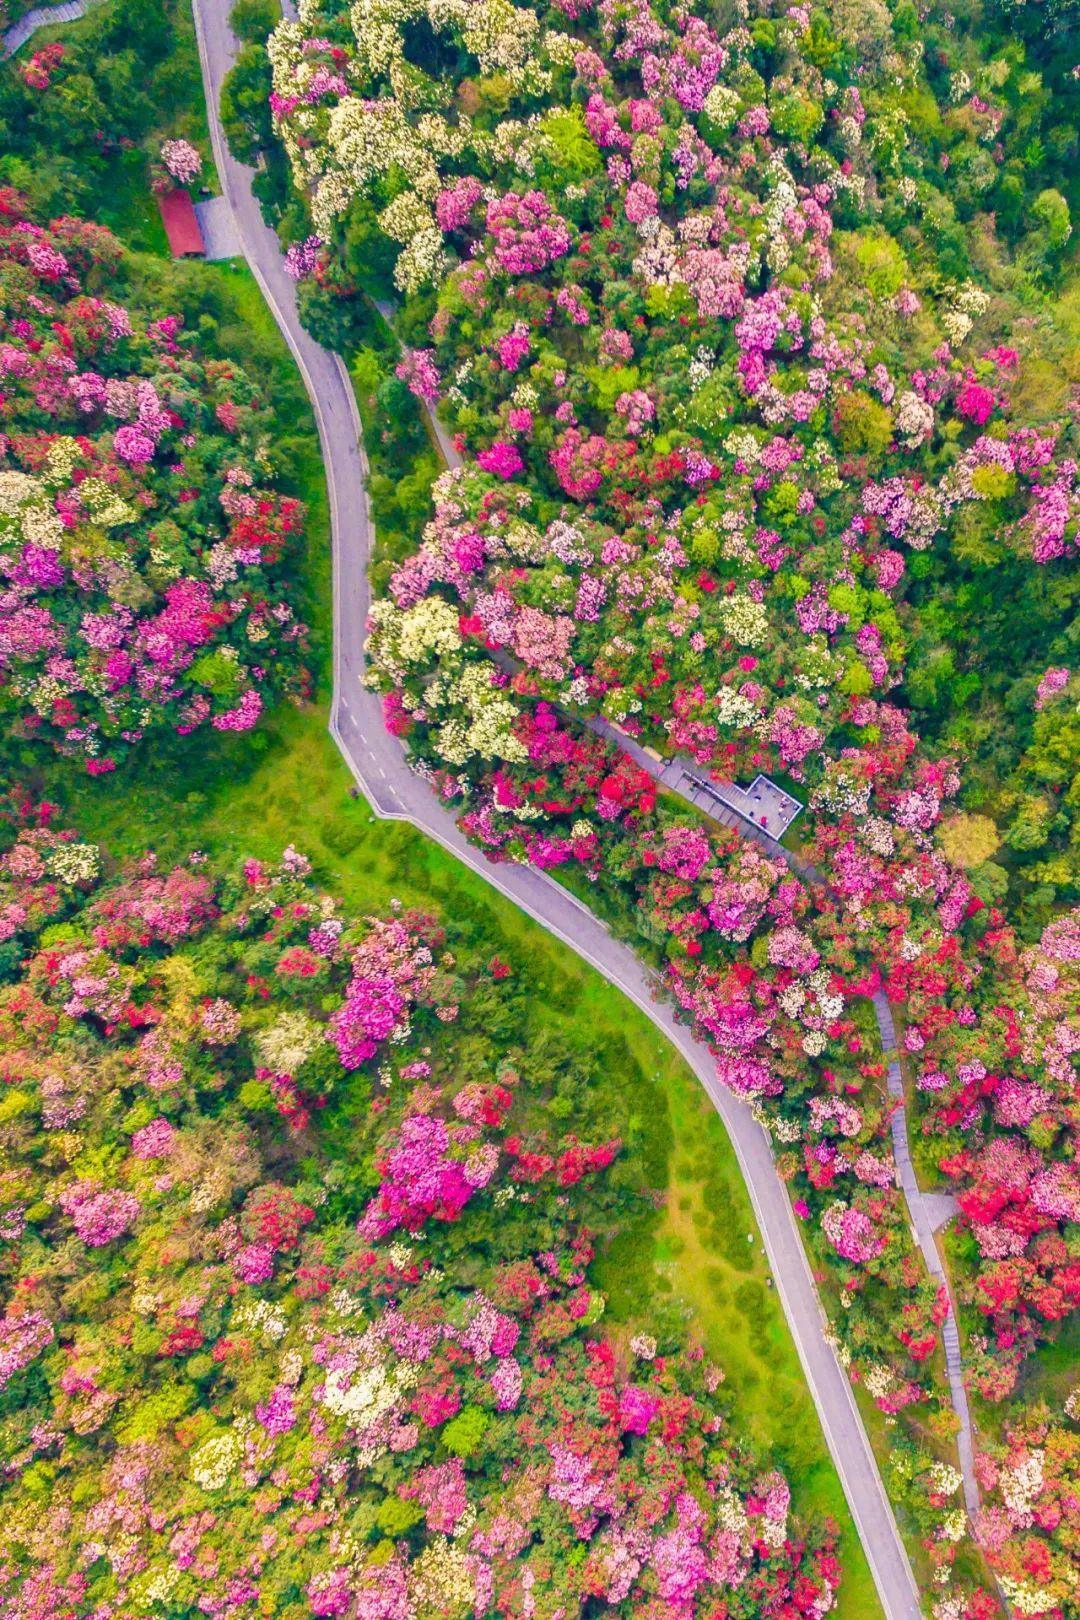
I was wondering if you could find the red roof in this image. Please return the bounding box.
[158,188,205,258]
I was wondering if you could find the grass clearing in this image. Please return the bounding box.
[597,1056,881,1619]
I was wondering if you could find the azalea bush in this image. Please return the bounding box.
[0,193,308,772]
[208,0,1080,1606]
[973,1398,1080,1617]
[263,0,1077,912]
[0,807,843,1618]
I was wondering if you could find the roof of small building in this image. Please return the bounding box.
[158,188,205,258]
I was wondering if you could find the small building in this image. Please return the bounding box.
[158,188,205,258]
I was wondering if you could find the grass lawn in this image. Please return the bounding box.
[597,1068,882,1618]
[1010,1315,1080,1420]
[86,147,173,254]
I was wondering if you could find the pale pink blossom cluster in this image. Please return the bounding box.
[160,139,202,185]
[60,1183,140,1247]
[821,1200,885,1264]
[0,1310,54,1391]
[395,346,441,405]
[1035,665,1071,709]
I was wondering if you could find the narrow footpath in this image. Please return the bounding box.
[590,718,980,1515]
[871,995,978,1514]
[189,2,928,1611]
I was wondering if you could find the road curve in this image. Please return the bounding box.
[570,710,980,1516]
[191,2,924,1612]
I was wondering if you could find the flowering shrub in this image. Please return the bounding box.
[0,193,307,770]
[17,42,65,90]
[0,813,842,1617]
[974,1402,1080,1617]
[222,0,1080,1606]
[265,0,1077,883]
[159,138,202,186]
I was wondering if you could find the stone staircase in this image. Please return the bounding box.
[2,0,96,58]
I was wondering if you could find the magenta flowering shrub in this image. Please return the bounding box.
[357,1109,495,1236]
[395,345,440,404]
[0,811,842,1618]
[0,194,308,771]
[328,911,444,1067]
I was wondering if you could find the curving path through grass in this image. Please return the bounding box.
[190,0,926,1611]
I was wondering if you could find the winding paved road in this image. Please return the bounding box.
[191,1,925,1611]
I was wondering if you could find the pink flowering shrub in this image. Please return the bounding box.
[821,1200,886,1265]
[974,1405,1080,1612]
[485,190,572,275]
[328,912,446,1067]
[0,1310,53,1390]
[129,1117,175,1158]
[283,233,323,279]
[262,0,1079,1601]
[0,194,308,769]
[59,1183,140,1247]
[395,346,440,404]
[159,138,202,185]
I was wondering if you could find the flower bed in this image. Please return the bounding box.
[250,1,1080,1607]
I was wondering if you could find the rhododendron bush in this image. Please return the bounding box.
[0,809,842,1618]
[374,578,1080,1409]
[265,0,1076,841]
[0,193,308,770]
[974,1401,1080,1618]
